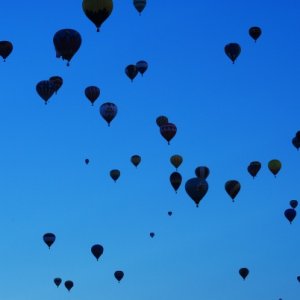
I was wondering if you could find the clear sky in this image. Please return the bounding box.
[0,1,299,299]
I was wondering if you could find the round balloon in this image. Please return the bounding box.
[64,280,74,291]
[170,154,183,170]
[247,161,261,178]
[0,41,13,61]
[156,115,169,127]
[114,270,124,282]
[239,267,249,280]
[49,76,63,94]
[249,26,262,42]
[91,244,104,260]
[36,80,56,104]
[150,232,155,238]
[224,43,241,63]
[170,171,182,193]
[54,278,62,287]
[100,102,117,126]
[194,166,210,179]
[290,200,298,209]
[43,233,56,249]
[292,136,300,150]
[85,86,100,105]
[131,155,141,167]
[85,158,90,165]
[136,60,148,76]
[185,177,208,207]
[110,169,120,182]
[284,208,296,224]
[225,180,241,201]
[125,64,138,81]
[133,0,146,14]
[160,123,177,144]
[268,159,281,177]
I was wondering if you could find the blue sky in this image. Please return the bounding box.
[0,1,299,299]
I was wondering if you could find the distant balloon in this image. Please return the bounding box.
[53,29,82,66]
[64,280,74,291]
[114,271,124,282]
[100,102,117,126]
[49,76,63,94]
[225,180,241,201]
[170,155,183,170]
[43,233,56,249]
[224,43,241,63]
[168,211,172,216]
[150,232,155,238]
[110,169,120,182]
[85,86,100,105]
[292,136,300,150]
[82,0,113,32]
[125,64,138,81]
[239,268,249,280]
[36,80,56,104]
[156,115,169,127]
[160,123,177,145]
[290,200,298,209]
[136,60,148,75]
[91,244,104,261]
[131,155,141,167]
[194,166,210,179]
[247,161,261,178]
[170,171,182,193]
[54,278,62,287]
[284,208,296,224]
[85,158,90,165]
[0,41,13,61]
[249,26,262,42]
[268,159,281,177]
[185,177,208,207]
[133,0,146,15]
[297,275,300,282]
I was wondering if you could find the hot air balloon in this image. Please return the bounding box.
[224,43,241,63]
[150,232,155,238]
[297,275,300,282]
[114,271,124,282]
[225,180,241,201]
[133,0,146,15]
[85,86,100,105]
[110,169,120,182]
[239,268,249,280]
[85,158,90,165]
[292,136,300,150]
[268,159,281,177]
[64,280,73,291]
[249,26,262,42]
[100,102,117,126]
[170,171,182,193]
[125,64,138,82]
[131,155,141,167]
[54,278,62,287]
[91,244,104,260]
[185,177,209,207]
[156,115,169,127]
[0,41,13,61]
[168,211,172,216]
[49,76,63,94]
[170,154,183,170]
[290,200,298,209]
[43,233,56,249]
[53,29,82,66]
[194,166,210,179]
[247,161,261,178]
[36,80,56,104]
[284,208,296,224]
[82,0,113,32]
[160,123,177,145]
[136,60,148,76]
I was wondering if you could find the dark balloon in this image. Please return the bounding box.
[284,208,296,224]
[43,233,56,249]
[290,200,298,209]
[125,64,138,81]
[168,211,172,216]
[225,180,241,201]
[249,26,262,42]
[195,166,210,179]
[36,80,56,104]
[170,154,183,170]
[82,0,113,32]
[185,177,208,207]
[0,41,13,61]
[268,159,281,177]
[85,86,100,105]
[170,171,182,193]
[53,29,82,66]
[131,155,141,167]
[49,76,63,94]
[91,244,104,260]
[133,0,146,14]
[85,158,90,165]
[64,280,73,291]
[156,115,169,127]
[297,275,300,282]
[110,169,120,182]
[292,136,300,151]
[239,268,249,280]
[150,232,155,238]
[100,102,117,126]
[54,278,62,287]
[136,60,148,75]
[114,270,124,282]
[160,123,177,145]
[224,43,241,63]
[247,161,261,178]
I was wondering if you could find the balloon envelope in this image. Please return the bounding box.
[170,154,183,169]
[160,123,177,144]
[284,208,296,224]
[249,26,262,41]
[54,278,62,287]
[49,76,63,94]
[156,115,169,127]
[247,161,261,178]
[150,232,155,238]
[239,268,249,280]
[43,233,56,249]
[195,166,210,179]
[290,200,298,209]
[110,169,120,182]
[114,270,124,282]
[136,60,148,75]
[225,180,241,201]
[133,0,146,14]
[36,80,56,104]
[100,102,117,126]
[224,43,241,63]
[91,244,104,260]
[268,159,281,176]
[0,41,13,61]
[125,64,138,81]
[185,177,208,207]
[64,280,73,291]
[170,171,182,193]
[131,155,141,167]
[85,86,100,105]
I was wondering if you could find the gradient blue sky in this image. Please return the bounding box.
[0,1,299,299]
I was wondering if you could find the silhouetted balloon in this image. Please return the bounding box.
[0,41,13,61]
[168,211,172,216]
[170,155,183,170]
[224,43,241,63]
[125,64,138,81]
[195,166,210,179]
[150,232,155,238]
[100,102,117,126]
[64,280,73,291]
[82,0,113,32]
[249,26,262,42]
[225,180,241,201]
[239,268,249,280]
[136,60,148,75]
[160,123,177,145]
[43,233,56,249]
[36,80,56,104]
[247,161,261,178]
[297,275,300,282]
[284,208,296,224]
[185,177,208,207]
[53,29,82,66]
[133,0,146,14]
[85,158,90,165]
[292,136,300,150]
[170,171,182,193]
[114,271,124,282]
[85,86,100,105]
[268,159,281,177]
[110,169,120,182]
[54,278,62,287]
[91,244,104,260]
[49,76,63,94]
[290,200,298,209]
[156,115,169,127]
[131,155,141,167]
